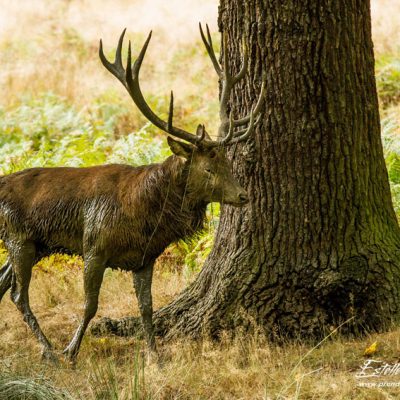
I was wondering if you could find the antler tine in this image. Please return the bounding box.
[218,32,234,137]
[100,30,204,146]
[233,41,248,83]
[232,113,262,139]
[233,80,266,127]
[199,23,222,77]
[196,124,206,142]
[168,91,174,131]
[216,30,266,144]
[99,29,127,86]
[229,110,260,144]
[219,112,234,144]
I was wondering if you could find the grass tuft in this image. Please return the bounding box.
[0,372,74,400]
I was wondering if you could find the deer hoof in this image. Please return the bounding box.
[62,347,78,365]
[41,349,59,366]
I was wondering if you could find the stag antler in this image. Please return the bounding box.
[99,27,265,147]
[199,23,266,144]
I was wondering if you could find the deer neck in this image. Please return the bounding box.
[162,155,207,211]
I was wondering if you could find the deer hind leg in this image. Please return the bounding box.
[9,241,56,363]
[0,258,12,302]
[133,262,157,355]
[63,254,106,362]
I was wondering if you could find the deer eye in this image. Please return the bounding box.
[205,168,214,175]
[209,150,217,159]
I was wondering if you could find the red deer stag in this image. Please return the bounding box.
[0,25,265,363]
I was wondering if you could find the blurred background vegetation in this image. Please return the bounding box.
[1,0,400,398]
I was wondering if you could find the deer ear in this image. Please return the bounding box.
[167,137,194,159]
[196,124,211,140]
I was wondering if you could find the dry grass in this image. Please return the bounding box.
[371,0,400,55]
[1,260,400,399]
[1,0,400,399]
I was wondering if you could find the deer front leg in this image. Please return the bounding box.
[63,254,106,362]
[133,262,156,354]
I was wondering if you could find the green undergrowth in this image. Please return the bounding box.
[376,54,400,108]
[0,93,169,174]
[382,112,400,214]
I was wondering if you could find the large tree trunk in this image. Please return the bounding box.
[92,0,400,339]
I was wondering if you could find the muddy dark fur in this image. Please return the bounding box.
[0,156,206,311]
[0,156,206,268]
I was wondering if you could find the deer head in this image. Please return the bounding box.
[99,25,265,206]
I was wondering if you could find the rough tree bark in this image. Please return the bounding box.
[92,0,400,339]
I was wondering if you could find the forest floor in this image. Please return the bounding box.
[1,253,400,399]
[1,0,400,399]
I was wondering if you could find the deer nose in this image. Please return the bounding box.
[238,193,249,204]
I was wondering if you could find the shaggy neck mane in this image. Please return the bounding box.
[138,155,207,243]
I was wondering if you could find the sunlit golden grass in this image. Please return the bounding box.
[1,262,400,399]
[0,252,399,399]
[371,0,400,55]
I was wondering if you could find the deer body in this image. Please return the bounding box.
[0,158,205,269]
[0,24,264,362]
